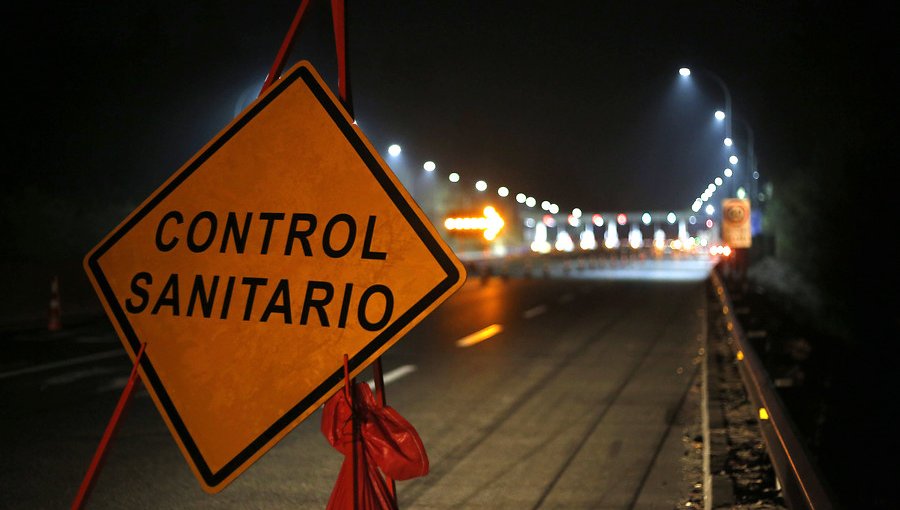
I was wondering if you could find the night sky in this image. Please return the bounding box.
[7,2,891,211]
[3,2,896,278]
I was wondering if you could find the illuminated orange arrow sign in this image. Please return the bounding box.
[83,61,465,493]
[444,206,505,240]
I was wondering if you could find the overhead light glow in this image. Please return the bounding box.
[541,200,550,211]
[525,196,536,208]
[724,137,733,147]
[548,203,559,214]
[388,144,402,157]
[572,208,582,219]
[724,168,733,177]
[448,172,460,182]
[515,192,526,203]
[715,177,723,186]
[475,180,487,191]
[667,212,677,224]
[641,212,651,225]
[729,155,739,165]
[498,186,509,197]
[423,161,436,172]
[715,110,726,121]
[679,67,691,77]
[705,204,715,215]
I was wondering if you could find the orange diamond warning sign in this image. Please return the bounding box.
[84,61,465,492]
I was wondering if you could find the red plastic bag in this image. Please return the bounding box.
[321,380,428,509]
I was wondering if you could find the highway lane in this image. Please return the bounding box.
[1,261,712,509]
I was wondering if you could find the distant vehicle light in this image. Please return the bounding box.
[616,213,627,225]
[592,214,604,227]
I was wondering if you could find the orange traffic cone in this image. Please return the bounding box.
[48,276,62,331]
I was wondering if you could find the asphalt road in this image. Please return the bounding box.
[1,259,713,509]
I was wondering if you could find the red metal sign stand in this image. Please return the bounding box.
[71,342,147,510]
[262,0,396,506]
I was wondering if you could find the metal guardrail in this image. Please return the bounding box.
[710,270,835,510]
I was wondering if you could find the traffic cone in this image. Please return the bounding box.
[48,276,62,331]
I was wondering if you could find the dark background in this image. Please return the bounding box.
[3,1,898,506]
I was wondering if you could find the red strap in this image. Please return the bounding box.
[71,343,147,510]
[260,0,313,96]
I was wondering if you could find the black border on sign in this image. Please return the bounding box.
[85,63,461,489]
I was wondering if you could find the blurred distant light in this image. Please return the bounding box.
[706,219,714,228]
[715,110,726,121]
[448,172,460,182]
[759,407,770,420]
[616,213,627,225]
[572,207,582,219]
[715,177,723,186]
[709,184,717,192]
[498,186,509,197]
[515,192,526,203]
[753,171,760,180]
[549,203,559,214]
[541,200,550,211]
[526,196,536,208]
[542,214,556,227]
[729,155,739,165]
[679,67,691,77]
[705,204,715,215]
[724,168,733,177]
[423,161,436,172]
[641,212,651,225]
[388,144,402,157]
[736,187,747,199]
[524,217,536,228]
[567,214,579,227]
[555,231,575,252]
[689,215,697,225]
[592,214,604,227]
[475,180,487,191]
[723,137,733,147]
[692,202,701,212]
[667,212,677,224]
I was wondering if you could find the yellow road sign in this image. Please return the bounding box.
[84,61,465,493]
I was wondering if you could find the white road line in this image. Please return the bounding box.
[523,304,548,319]
[42,366,119,388]
[366,365,417,392]
[0,349,124,380]
[456,324,504,347]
